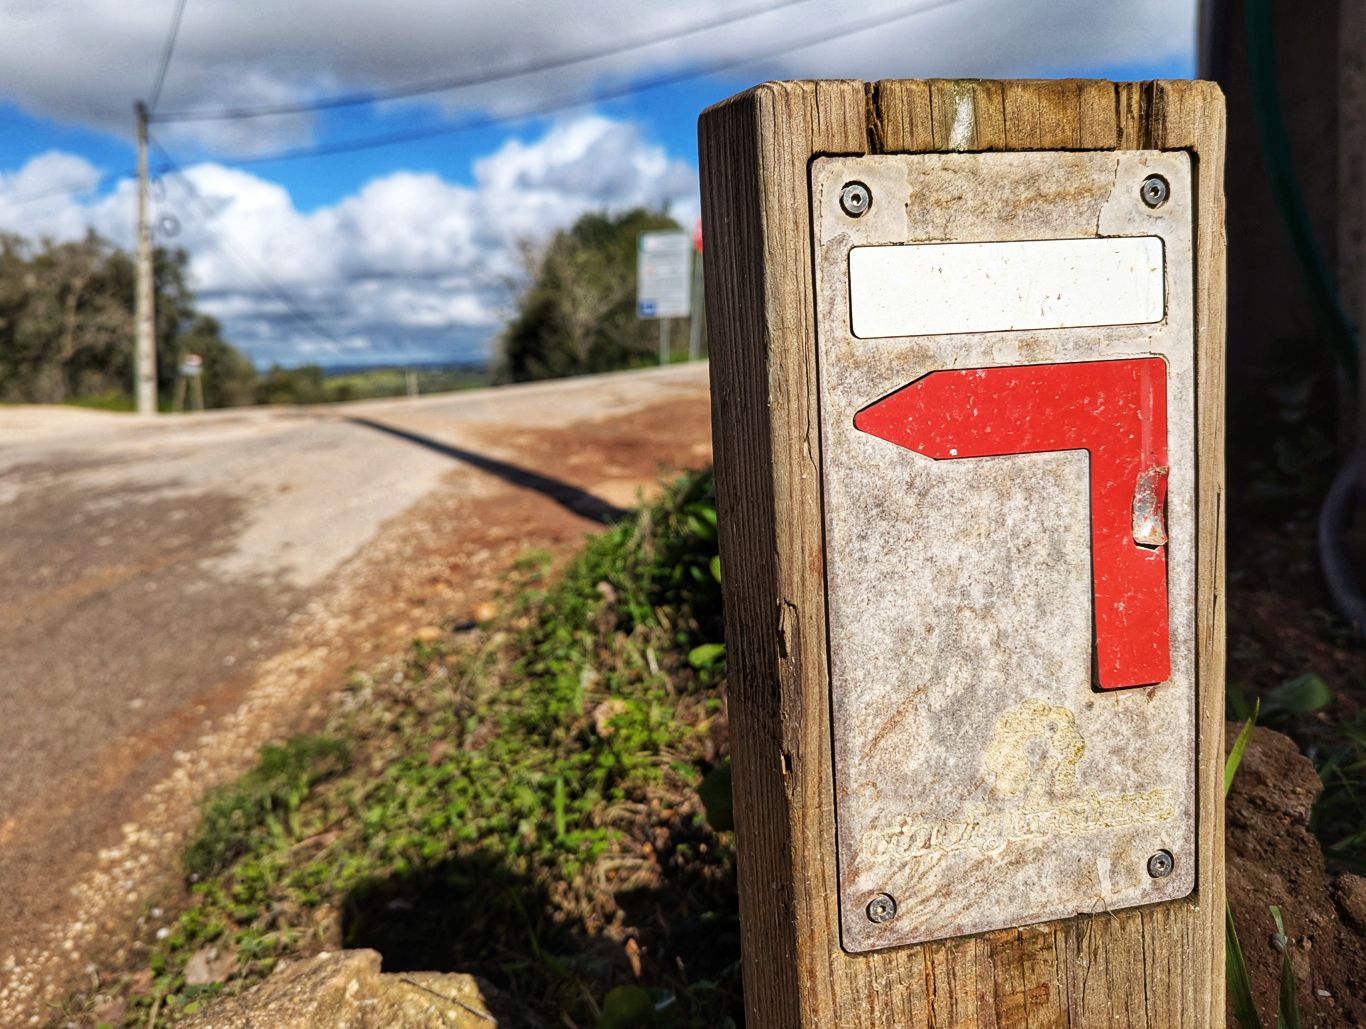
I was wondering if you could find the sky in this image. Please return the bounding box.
[0,0,1197,369]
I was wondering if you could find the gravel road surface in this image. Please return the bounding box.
[0,363,712,1020]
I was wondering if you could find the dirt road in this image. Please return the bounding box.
[0,364,711,1021]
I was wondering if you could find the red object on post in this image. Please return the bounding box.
[854,358,1170,690]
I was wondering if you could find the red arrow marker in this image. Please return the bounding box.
[854,358,1170,690]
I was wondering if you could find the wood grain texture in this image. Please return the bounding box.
[699,79,1225,1027]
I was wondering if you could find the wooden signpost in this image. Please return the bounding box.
[700,80,1226,1026]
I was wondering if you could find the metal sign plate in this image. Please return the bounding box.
[636,230,693,318]
[812,151,1197,953]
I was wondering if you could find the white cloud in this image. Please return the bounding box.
[0,116,698,366]
[0,0,1194,150]
[0,0,1195,365]
[0,152,125,241]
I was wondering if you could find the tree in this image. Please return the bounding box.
[254,363,327,405]
[497,208,681,382]
[0,231,131,403]
[0,230,255,408]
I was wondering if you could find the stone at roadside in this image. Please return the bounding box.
[1335,872,1366,932]
[179,948,544,1028]
[91,995,127,1024]
[183,943,237,986]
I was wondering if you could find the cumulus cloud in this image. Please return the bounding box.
[0,0,1194,150]
[0,0,1195,365]
[0,116,698,366]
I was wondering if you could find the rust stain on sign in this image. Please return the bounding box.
[1133,465,1171,546]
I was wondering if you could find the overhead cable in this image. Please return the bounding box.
[187,0,969,167]
[151,0,812,122]
[0,172,129,207]
[148,0,192,113]
[150,136,347,351]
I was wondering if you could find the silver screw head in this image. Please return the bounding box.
[1140,175,1170,209]
[865,892,897,923]
[840,181,871,217]
[1147,850,1174,878]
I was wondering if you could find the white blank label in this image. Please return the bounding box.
[848,237,1165,338]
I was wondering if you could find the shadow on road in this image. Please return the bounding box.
[345,416,628,524]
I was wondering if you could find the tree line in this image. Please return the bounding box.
[0,208,694,409]
[0,230,257,408]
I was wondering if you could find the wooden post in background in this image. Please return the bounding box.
[700,80,1226,1027]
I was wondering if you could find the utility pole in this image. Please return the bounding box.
[134,101,157,415]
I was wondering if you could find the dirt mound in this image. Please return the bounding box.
[1226,724,1366,1025]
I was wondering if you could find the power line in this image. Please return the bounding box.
[0,170,130,207]
[152,0,812,123]
[183,0,970,168]
[149,136,348,352]
[148,0,191,113]
[3,0,967,209]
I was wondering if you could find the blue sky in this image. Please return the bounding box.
[0,0,1196,367]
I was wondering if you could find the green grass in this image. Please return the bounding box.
[181,736,351,881]
[66,468,735,1028]
[321,366,491,402]
[1309,708,1366,871]
[62,391,136,412]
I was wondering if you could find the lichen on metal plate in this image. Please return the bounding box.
[812,151,1198,953]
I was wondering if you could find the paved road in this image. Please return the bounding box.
[0,364,711,1015]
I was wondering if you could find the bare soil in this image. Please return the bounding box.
[1225,505,1366,1025]
[1226,724,1366,1026]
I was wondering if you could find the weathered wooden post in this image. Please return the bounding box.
[700,80,1226,1026]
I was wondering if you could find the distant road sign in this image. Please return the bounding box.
[179,353,203,378]
[637,231,692,319]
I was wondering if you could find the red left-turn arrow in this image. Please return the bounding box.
[853,358,1171,690]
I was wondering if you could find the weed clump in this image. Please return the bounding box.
[97,468,736,1028]
[182,736,351,880]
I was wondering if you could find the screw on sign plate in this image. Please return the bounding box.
[840,181,871,218]
[1147,850,1175,878]
[865,893,897,923]
[1141,174,1170,209]
[854,358,1171,690]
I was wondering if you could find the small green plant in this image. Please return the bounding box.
[182,735,351,880]
[1228,674,1333,729]
[1309,708,1366,872]
[1225,702,1304,1029]
[1225,700,1259,797]
[697,761,733,833]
